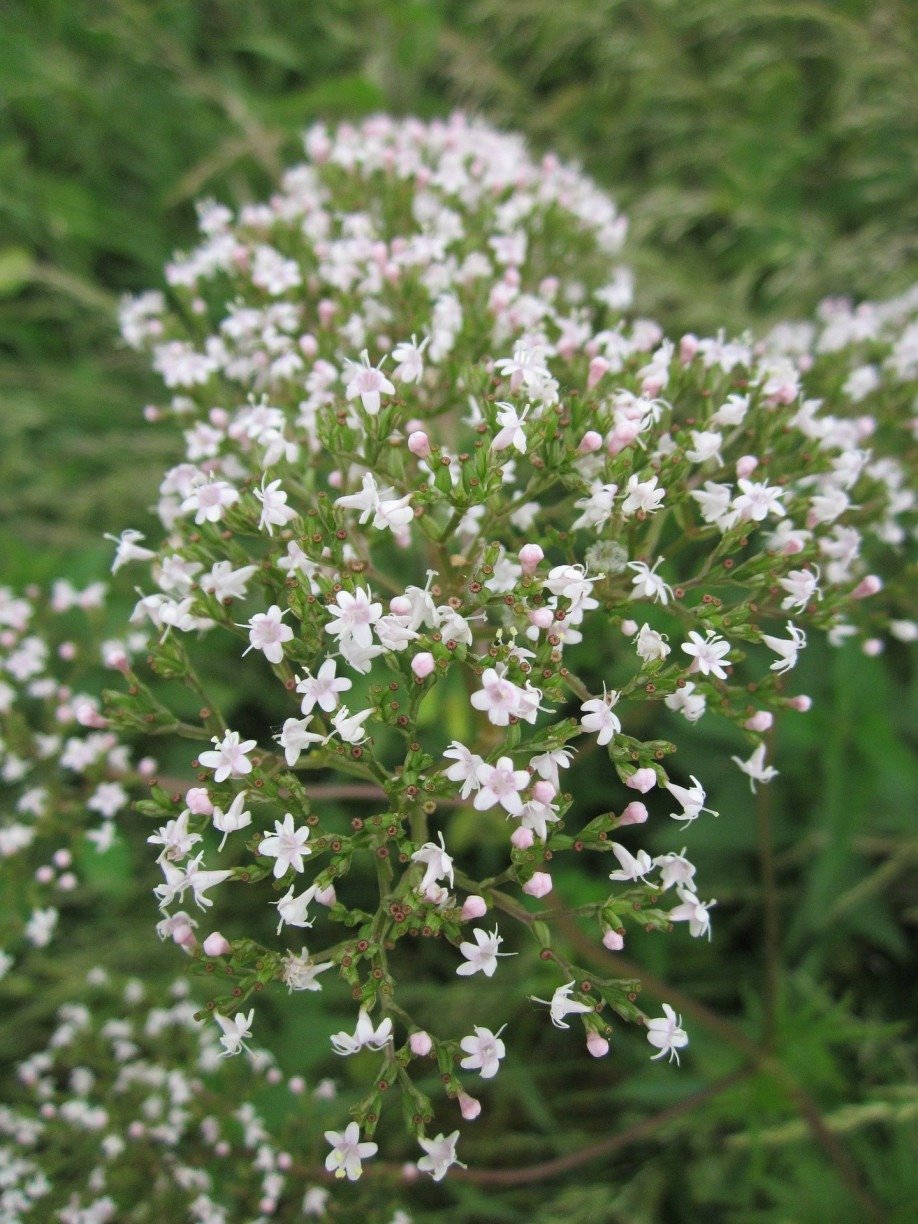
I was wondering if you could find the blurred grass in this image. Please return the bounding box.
[0,2,915,1220]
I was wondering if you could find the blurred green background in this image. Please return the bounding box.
[0,1,915,1221]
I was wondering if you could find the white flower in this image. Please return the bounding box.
[580,687,621,746]
[654,848,697,891]
[276,716,325,767]
[573,481,618,531]
[608,842,654,883]
[283,949,334,992]
[325,587,382,649]
[105,529,156,573]
[258,813,311,878]
[182,478,239,525]
[668,887,716,940]
[273,884,316,933]
[215,1009,254,1057]
[470,666,526,727]
[459,1025,507,1079]
[147,810,201,863]
[345,350,395,415]
[330,1006,393,1056]
[490,402,529,453]
[665,776,718,827]
[324,1122,378,1181]
[634,624,670,661]
[296,658,352,715]
[732,479,785,522]
[621,474,665,516]
[628,557,673,605]
[779,567,821,613]
[212,793,252,851]
[411,832,454,893]
[530,981,593,1029]
[240,604,293,665]
[443,741,485,798]
[198,730,257,783]
[474,757,530,815]
[199,561,259,602]
[646,1004,689,1063]
[392,334,428,383]
[731,743,779,791]
[681,630,731,680]
[255,476,297,535]
[417,1130,464,1182]
[456,926,513,978]
[760,621,806,674]
[331,705,374,744]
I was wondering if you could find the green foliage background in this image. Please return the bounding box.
[0,2,915,1220]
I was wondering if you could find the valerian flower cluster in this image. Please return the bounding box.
[0,967,396,1222]
[2,115,915,1193]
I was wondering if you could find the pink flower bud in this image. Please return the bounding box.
[215,1140,231,1157]
[606,419,641,454]
[511,826,535,850]
[327,469,343,489]
[744,711,773,732]
[539,276,559,298]
[641,375,664,398]
[58,641,76,661]
[402,1162,420,1183]
[172,922,197,950]
[103,645,129,672]
[577,430,603,454]
[531,780,556,805]
[315,884,337,907]
[142,405,161,423]
[781,536,805,555]
[862,637,884,657]
[186,787,213,816]
[409,1031,433,1056]
[277,1152,292,1171]
[258,1199,276,1215]
[586,1031,610,1058]
[58,872,78,891]
[461,895,488,920]
[53,849,72,869]
[318,299,336,327]
[35,865,54,884]
[620,618,638,636]
[40,1103,57,1120]
[523,872,553,898]
[408,430,432,458]
[202,932,232,957]
[529,607,554,630]
[602,927,625,951]
[411,652,435,680]
[851,574,882,599]
[138,757,157,778]
[266,1067,282,1085]
[458,1092,482,1120]
[519,543,544,574]
[736,454,758,478]
[787,694,812,712]
[288,1076,306,1095]
[298,333,318,357]
[389,595,412,616]
[588,355,610,389]
[679,334,699,363]
[619,801,649,825]
[208,407,229,428]
[626,768,656,794]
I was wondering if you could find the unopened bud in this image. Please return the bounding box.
[619,801,649,825]
[531,780,555,805]
[409,1031,433,1056]
[461,895,488,920]
[744,711,773,732]
[202,932,232,957]
[458,1092,482,1120]
[408,430,432,458]
[626,768,656,794]
[577,430,603,454]
[511,826,535,850]
[411,652,435,679]
[851,574,882,599]
[602,927,625,951]
[586,1031,610,1058]
[186,787,213,816]
[519,543,544,574]
[523,872,553,898]
[736,454,758,478]
[787,694,812,712]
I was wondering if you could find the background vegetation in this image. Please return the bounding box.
[1,2,915,1220]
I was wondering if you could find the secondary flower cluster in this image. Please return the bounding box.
[0,967,391,1223]
[0,582,150,974]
